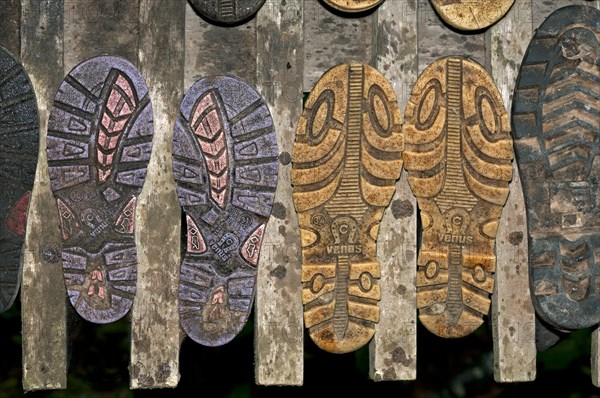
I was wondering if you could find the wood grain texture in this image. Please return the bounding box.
[130,0,184,388]
[369,173,417,379]
[370,0,417,381]
[64,0,139,72]
[60,0,143,326]
[515,2,599,382]
[187,0,266,25]
[489,0,536,383]
[417,0,487,75]
[404,56,513,338]
[184,2,256,90]
[303,0,375,91]
[20,0,68,390]
[0,0,21,55]
[255,0,304,385]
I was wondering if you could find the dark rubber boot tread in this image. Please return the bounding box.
[512,5,600,330]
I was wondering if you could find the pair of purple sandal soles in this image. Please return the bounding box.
[47,55,277,346]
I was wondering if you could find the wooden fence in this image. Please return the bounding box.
[0,0,598,390]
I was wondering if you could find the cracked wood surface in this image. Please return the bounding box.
[370,0,417,381]
[20,0,67,390]
[431,0,514,31]
[490,0,536,383]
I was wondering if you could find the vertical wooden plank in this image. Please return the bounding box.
[255,0,304,386]
[184,2,256,89]
[417,0,486,74]
[369,0,418,381]
[20,0,67,390]
[130,0,185,389]
[490,1,537,382]
[493,0,596,382]
[415,0,487,338]
[0,0,21,55]
[63,0,139,71]
[303,0,375,91]
[533,0,595,27]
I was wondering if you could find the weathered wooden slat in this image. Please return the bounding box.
[130,0,185,388]
[417,0,487,74]
[0,0,21,55]
[63,0,139,71]
[490,1,536,383]
[20,0,67,390]
[303,0,375,91]
[255,0,304,386]
[414,0,488,338]
[369,0,418,381]
[184,2,256,90]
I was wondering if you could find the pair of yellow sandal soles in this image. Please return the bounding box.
[292,57,513,353]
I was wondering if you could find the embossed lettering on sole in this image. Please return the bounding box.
[404,56,513,338]
[47,55,153,323]
[292,63,403,353]
[174,75,277,346]
[0,47,39,312]
[188,0,266,25]
[430,0,514,31]
[322,0,383,13]
[512,5,600,331]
